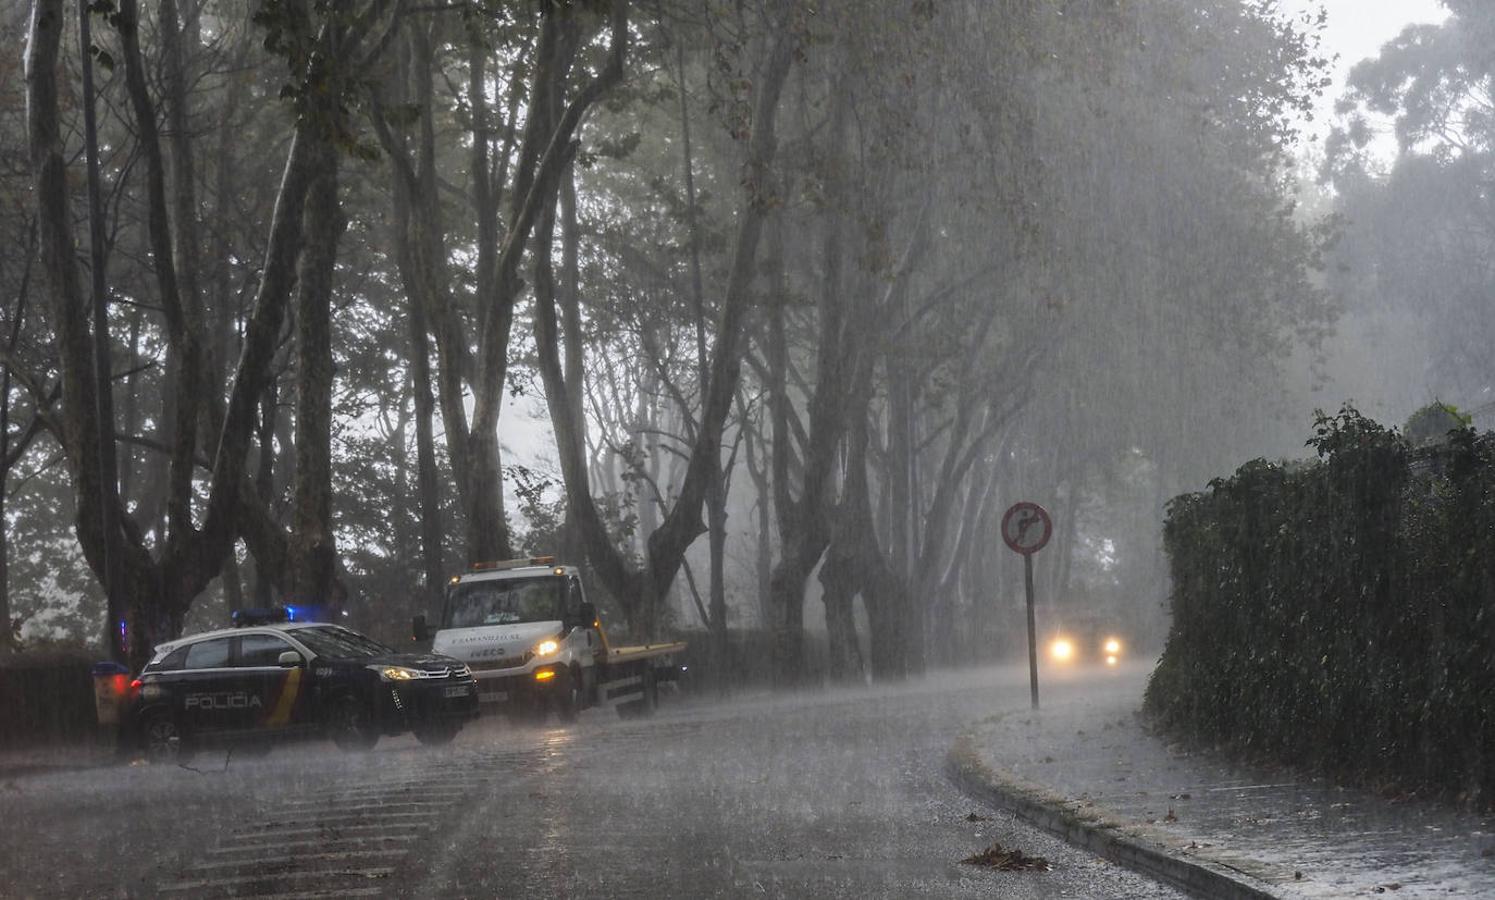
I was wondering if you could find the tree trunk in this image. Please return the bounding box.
[78,0,127,660]
[840,357,908,681]
[406,214,445,612]
[286,136,343,605]
[741,401,774,627]
[0,247,24,654]
[378,27,447,600]
[252,381,279,606]
[819,542,865,683]
[220,545,245,613]
[556,169,586,567]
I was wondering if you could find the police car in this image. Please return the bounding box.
[128,609,478,763]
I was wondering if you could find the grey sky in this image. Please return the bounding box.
[1284,0,1449,150]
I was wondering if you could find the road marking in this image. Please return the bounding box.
[1204,782,1301,793]
[190,849,405,871]
[242,885,388,891]
[209,835,417,855]
[155,751,506,897]
[271,799,455,815]
[289,790,471,803]
[158,866,396,892]
[236,810,439,830]
[223,822,435,841]
[234,885,385,891]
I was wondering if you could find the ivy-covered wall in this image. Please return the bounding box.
[1145,407,1495,806]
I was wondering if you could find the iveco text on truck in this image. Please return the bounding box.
[413,557,684,720]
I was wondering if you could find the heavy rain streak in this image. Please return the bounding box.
[1,0,1493,897]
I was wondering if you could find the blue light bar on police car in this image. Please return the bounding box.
[232,607,290,627]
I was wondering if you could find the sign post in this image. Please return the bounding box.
[1002,502,1053,710]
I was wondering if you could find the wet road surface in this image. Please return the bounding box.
[1,664,1183,898]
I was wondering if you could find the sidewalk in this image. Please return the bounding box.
[949,667,1495,899]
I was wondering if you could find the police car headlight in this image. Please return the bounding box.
[533,638,560,657]
[374,665,421,681]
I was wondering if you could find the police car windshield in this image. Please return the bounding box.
[292,625,394,660]
[446,577,560,627]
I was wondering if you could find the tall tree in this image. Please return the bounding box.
[534,1,797,637]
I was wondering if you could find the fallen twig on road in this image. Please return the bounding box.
[960,841,1052,871]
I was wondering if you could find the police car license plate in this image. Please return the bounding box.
[444,685,472,698]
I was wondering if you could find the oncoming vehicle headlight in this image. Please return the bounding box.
[533,638,560,657]
[1103,637,1122,655]
[374,665,421,681]
[1048,637,1075,663]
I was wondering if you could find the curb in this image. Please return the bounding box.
[946,730,1281,900]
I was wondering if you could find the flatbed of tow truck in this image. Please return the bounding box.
[607,642,687,663]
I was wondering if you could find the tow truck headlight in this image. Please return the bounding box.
[374,665,421,681]
[533,638,560,657]
[1048,638,1075,663]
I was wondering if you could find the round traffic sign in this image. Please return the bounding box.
[1001,502,1052,555]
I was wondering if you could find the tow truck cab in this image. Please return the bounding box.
[417,557,684,719]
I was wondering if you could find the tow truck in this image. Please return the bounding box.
[413,557,685,721]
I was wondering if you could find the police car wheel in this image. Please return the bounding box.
[413,722,459,746]
[328,694,379,752]
[142,713,193,765]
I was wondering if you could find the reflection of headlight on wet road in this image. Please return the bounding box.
[1048,638,1075,663]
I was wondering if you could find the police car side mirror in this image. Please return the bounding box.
[278,650,303,668]
[412,614,430,643]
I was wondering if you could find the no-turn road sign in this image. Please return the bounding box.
[1001,502,1052,556]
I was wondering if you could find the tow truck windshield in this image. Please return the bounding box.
[292,624,394,659]
[445,577,561,628]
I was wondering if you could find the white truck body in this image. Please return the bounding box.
[427,560,684,717]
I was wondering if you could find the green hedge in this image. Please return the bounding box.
[1145,407,1495,805]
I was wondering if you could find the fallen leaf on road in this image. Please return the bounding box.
[960,842,1052,872]
[1164,808,1178,822]
[1170,792,1191,800]
[965,813,992,822]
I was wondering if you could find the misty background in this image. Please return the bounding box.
[1,0,1488,686]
